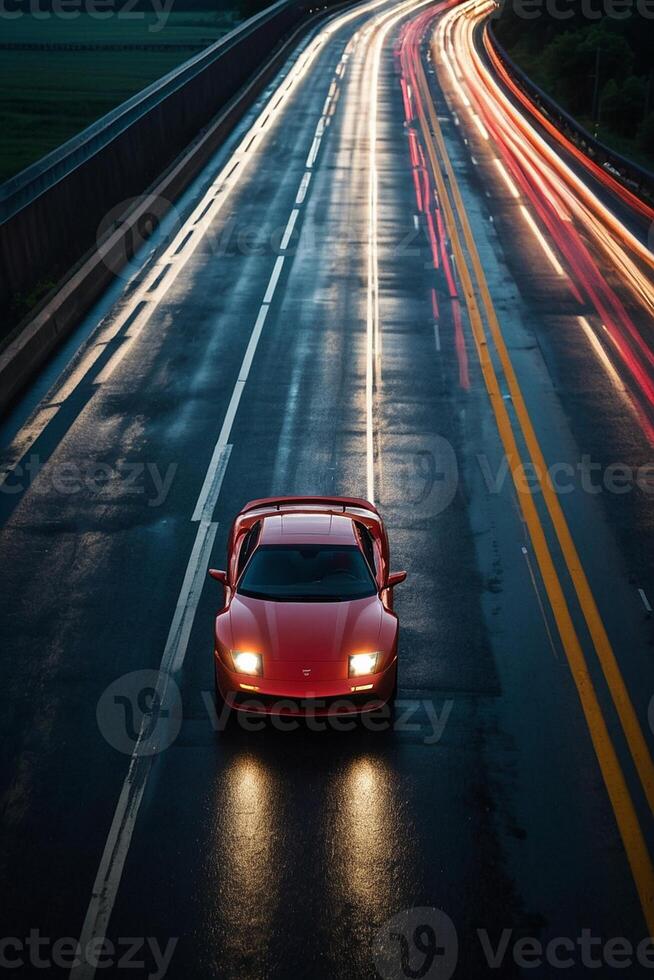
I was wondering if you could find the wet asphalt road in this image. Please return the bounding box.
[1,0,654,977]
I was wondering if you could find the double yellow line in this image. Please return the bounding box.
[411,36,654,930]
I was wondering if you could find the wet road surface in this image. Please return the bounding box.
[1,0,654,977]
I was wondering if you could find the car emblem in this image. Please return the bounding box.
[302,668,312,677]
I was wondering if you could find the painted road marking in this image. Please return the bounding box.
[296,171,312,204]
[522,545,559,660]
[0,0,363,481]
[429,72,654,816]
[413,34,654,930]
[306,136,322,168]
[70,516,218,980]
[263,256,285,304]
[280,208,300,250]
[639,589,652,614]
[70,3,445,976]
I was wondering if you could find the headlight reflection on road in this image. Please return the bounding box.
[207,753,279,951]
[332,756,412,920]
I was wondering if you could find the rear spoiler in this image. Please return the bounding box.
[240,495,380,518]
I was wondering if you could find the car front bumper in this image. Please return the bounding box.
[215,656,397,716]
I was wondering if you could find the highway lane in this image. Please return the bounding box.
[1,0,654,976]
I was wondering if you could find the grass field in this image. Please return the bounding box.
[0,11,241,182]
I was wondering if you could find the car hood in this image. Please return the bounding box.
[227,593,383,663]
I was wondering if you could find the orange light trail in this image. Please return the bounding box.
[421,0,654,440]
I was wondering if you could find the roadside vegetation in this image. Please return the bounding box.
[494,4,654,171]
[0,0,270,183]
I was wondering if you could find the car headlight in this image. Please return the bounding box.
[231,651,263,676]
[348,652,380,677]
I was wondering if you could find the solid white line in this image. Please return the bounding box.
[3,0,372,470]
[296,171,312,204]
[239,305,271,382]
[638,588,652,613]
[191,387,243,523]
[365,2,402,505]
[366,31,379,503]
[70,516,218,980]
[169,520,222,671]
[191,246,281,523]
[69,1,411,974]
[263,256,285,305]
[192,445,233,527]
[280,208,300,250]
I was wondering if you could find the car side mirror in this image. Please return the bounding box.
[208,568,228,585]
[387,570,407,588]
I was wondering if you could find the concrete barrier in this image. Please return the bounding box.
[0,1,345,412]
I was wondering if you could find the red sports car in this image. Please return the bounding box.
[209,496,407,717]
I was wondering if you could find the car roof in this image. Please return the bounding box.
[258,512,358,546]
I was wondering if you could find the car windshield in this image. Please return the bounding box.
[237,544,377,601]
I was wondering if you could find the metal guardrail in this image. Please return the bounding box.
[486,22,654,208]
[0,0,339,326]
[0,0,343,412]
[0,0,294,224]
